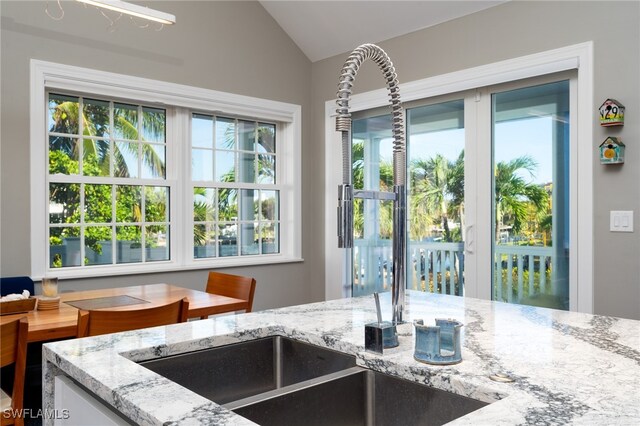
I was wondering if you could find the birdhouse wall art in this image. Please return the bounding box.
[599,137,625,164]
[599,99,625,126]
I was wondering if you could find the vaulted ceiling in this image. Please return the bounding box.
[260,1,507,62]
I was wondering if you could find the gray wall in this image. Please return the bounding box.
[310,1,640,319]
[0,1,316,310]
[2,1,639,319]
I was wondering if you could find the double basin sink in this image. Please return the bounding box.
[139,336,487,425]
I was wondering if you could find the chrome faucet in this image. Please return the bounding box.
[335,44,406,324]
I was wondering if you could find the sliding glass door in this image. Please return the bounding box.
[350,99,466,297]
[407,100,465,296]
[491,80,570,309]
[350,114,394,296]
[347,74,573,311]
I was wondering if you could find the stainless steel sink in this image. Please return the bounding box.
[228,367,488,426]
[138,336,357,404]
[140,336,488,425]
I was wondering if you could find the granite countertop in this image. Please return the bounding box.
[43,291,640,425]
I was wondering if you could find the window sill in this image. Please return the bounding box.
[39,255,304,281]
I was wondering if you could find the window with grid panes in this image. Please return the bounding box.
[192,114,280,259]
[32,61,301,279]
[47,93,170,268]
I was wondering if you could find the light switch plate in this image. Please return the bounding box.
[610,211,634,232]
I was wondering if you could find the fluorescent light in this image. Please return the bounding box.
[76,0,175,25]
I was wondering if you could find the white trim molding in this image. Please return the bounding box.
[31,60,302,280]
[324,42,594,313]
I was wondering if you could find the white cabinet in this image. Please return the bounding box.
[54,376,128,426]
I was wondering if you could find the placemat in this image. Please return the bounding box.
[65,295,150,310]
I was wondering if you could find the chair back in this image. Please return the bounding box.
[76,297,189,337]
[1,317,28,426]
[206,272,256,312]
[0,277,35,297]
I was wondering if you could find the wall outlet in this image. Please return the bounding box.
[610,211,634,232]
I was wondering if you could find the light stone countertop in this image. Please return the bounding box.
[43,291,640,425]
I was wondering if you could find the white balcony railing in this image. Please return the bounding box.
[352,239,554,303]
[494,245,553,304]
[352,240,464,297]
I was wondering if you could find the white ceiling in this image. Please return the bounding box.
[260,1,507,62]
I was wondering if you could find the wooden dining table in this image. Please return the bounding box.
[0,283,247,343]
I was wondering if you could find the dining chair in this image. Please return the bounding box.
[0,277,34,298]
[1,317,28,426]
[200,271,256,319]
[76,297,189,337]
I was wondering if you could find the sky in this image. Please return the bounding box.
[377,115,555,185]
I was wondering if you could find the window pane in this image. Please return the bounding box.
[85,226,112,265]
[145,186,168,222]
[48,94,79,134]
[240,189,259,221]
[192,114,214,149]
[407,100,465,295]
[257,123,275,153]
[215,150,235,182]
[260,190,278,221]
[116,185,141,223]
[142,107,165,142]
[238,153,256,183]
[257,154,275,184]
[261,223,279,254]
[141,143,166,179]
[146,225,169,261]
[85,184,112,223]
[238,120,256,151]
[218,189,238,221]
[116,225,142,264]
[49,137,79,175]
[492,80,570,310]
[114,103,138,140]
[192,149,213,181]
[83,98,110,137]
[216,117,235,149]
[115,141,139,178]
[50,183,80,224]
[83,139,110,177]
[50,227,81,268]
[352,115,393,191]
[194,224,216,259]
[193,187,216,222]
[218,224,237,257]
[241,223,259,255]
[46,94,172,273]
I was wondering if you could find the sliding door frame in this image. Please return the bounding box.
[324,42,593,313]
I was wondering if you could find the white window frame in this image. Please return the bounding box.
[31,60,302,280]
[324,42,594,314]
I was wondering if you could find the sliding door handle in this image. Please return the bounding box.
[465,225,475,254]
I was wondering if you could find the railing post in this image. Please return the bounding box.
[517,254,524,303]
[529,254,534,297]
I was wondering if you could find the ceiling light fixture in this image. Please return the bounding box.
[75,0,175,25]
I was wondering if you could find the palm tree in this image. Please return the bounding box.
[411,154,458,242]
[49,97,165,178]
[193,187,215,246]
[447,151,465,240]
[494,156,549,243]
[48,96,166,263]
